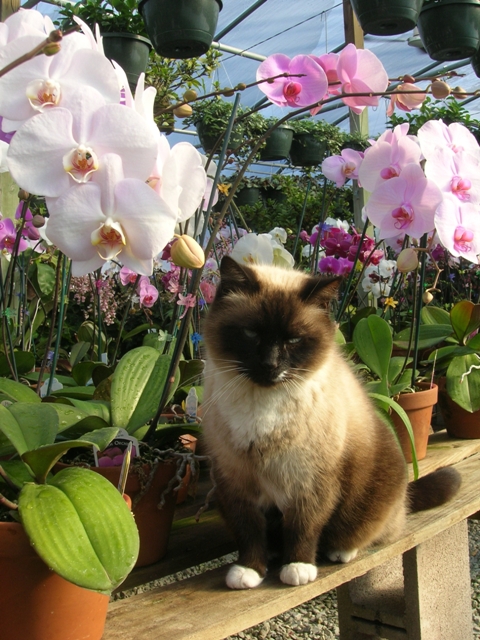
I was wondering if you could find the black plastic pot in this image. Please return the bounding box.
[259,126,293,162]
[262,187,287,204]
[139,0,222,59]
[417,0,480,61]
[350,0,423,36]
[234,186,262,207]
[289,133,327,167]
[101,33,152,88]
[195,120,243,154]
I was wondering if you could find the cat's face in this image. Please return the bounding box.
[204,257,341,387]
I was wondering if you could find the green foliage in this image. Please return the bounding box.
[288,117,346,155]
[56,0,147,36]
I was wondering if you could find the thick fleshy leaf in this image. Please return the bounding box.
[19,467,139,593]
[0,351,35,377]
[0,459,34,487]
[0,402,58,456]
[447,354,480,413]
[21,425,116,482]
[450,300,480,345]
[394,324,453,350]
[50,386,96,400]
[353,315,392,387]
[0,377,40,403]
[72,361,101,386]
[421,306,451,325]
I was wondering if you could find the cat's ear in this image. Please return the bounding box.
[300,275,342,308]
[216,256,260,298]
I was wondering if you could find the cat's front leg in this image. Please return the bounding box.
[217,493,269,590]
[280,507,320,586]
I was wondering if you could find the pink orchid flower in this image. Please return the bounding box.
[417,120,480,160]
[386,83,426,117]
[308,52,339,115]
[138,281,158,308]
[256,53,327,108]
[44,154,177,276]
[0,216,28,253]
[424,147,480,205]
[119,266,138,286]
[435,196,480,263]
[359,126,421,193]
[177,293,196,318]
[7,85,158,197]
[322,148,363,187]
[318,255,353,275]
[365,163,443,240]
[336,44,388,114]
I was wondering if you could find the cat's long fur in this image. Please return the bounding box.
[202,257,461,589]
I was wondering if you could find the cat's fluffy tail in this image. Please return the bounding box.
[408,466,462,513]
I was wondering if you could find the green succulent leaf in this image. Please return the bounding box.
[50,386,96,400]
[0,459,35,487]
[21,425,117,482]
[447,354,480,413]
[0,378,40,403]
[450,301,480,345]
[0,351,36,377]
[0,402,59,456]
[72,361,101,386]
[353,315,392,382]
[19,467,139,594]
[393,324,453,350]
[420,306,451,325]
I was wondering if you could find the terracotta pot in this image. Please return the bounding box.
[437,377,480,439]
[391,382,438,463]
[176,434,198,504]
[55,459,178,567]
[0,521,109,640]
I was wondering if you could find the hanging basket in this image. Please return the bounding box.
[139,0,222,59]
[349,0,423,36]
[289,133,327,167]
[471,46,480,76]
[195,120,243,154]
[101,33,152,88]
[259,125,294,162]
[417,0,480,61]
[234,186,262,207]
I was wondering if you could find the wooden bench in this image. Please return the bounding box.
[104,431,480,640]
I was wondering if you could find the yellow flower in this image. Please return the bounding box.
[217,183,231,195]
[384,297,398,309]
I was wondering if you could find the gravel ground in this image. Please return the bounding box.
[115,519,480,639]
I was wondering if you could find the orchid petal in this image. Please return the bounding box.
[161,143,207,222]
[435,196,480,263]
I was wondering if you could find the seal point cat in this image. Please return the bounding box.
[202,256,461,589]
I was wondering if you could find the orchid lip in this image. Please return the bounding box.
[26,79,62,112]
[63,145,99,183]
[91,218,126,260]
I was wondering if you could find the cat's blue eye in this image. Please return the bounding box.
[287,337,302,344]
[243,328,257,338]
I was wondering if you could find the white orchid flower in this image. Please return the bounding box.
[149,141,207,224]
[231,233,275,265]
[0,8,54,46]
[271,240,294,268]
[268,227,288,244]
[45,154,177,277]
[0,29,119,132]
[7,85,158,197]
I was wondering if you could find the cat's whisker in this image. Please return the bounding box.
[200,374,248,417]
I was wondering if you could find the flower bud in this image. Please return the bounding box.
[452,85,467,100]
[397,248,418,273]
[17,189,29,201]
[422,290,434,304]
[235,83,247,91]
[222,87,235,97]
[403,74,415,84]
[170,235,205,269]
[183,89,198,102]
[431,80,451,99]
[32,214,45,228]
[43,42,61,56]
[173,104,193,118]
[47,29,63,43]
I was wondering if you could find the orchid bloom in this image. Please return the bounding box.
[0,216,28,253]
[365,163,443,240]
[435,196,480,263]
[322,148,363,187]
[0,8,54,47]
[119,266,138,286]
[318,255,353,275]
[7,86,158,197]
[256,53,328,108]
[424,147,480,205]
[386,83,426,117]
[231,233,275,265]
[44,154,178,276]
[138,278,158,308]
[417,120,480,159]
[177,293,196,318]
[0,24,119,132]
[336,44,389,114]
[358,125,422,193]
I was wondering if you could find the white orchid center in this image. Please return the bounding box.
[146,175,160,190]
[63,145,99,183]
[26,78,61,111]
[91,218,126,260]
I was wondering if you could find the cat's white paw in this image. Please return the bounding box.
[226,564,264,589]
[280,562,317,586]
[327,548,358,563]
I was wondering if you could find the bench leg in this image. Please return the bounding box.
[337,520,473,640]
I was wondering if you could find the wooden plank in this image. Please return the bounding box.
[105,454,480,640]
[409,431,480,481]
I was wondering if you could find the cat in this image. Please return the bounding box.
[202,255,462,590]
